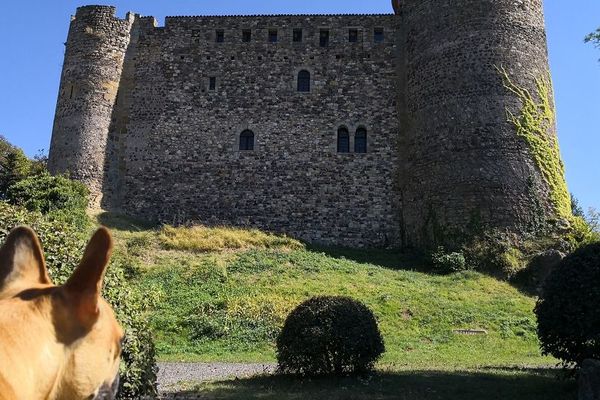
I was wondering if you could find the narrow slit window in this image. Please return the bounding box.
[297,70,310,92]
[209,77,216,91]
[320,29,330,47]
[349,29,359,43]
[69,85,74,99]
[355,128,367,153]
[240,130,255,151]
[242,29,252,43]
[269,29,278,43]
[216,30,225,43]
[337,127,350,153]
[293,28,303,43]
[374,27,384,43]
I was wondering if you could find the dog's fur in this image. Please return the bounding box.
[0,226,123,400]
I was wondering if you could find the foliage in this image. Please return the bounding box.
[586,208,600,234]
[570,193,585,218]
[498,67,570,221]
[0,136,33,197]
[7,172,89,229]
[0,202,157,398]
[535,242,600,372]
[430,247,469,273]
[159,224,304,252]
[276,296,385,376]
[585,28,600,59]
[462,232,526,279]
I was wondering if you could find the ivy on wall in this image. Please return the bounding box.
[498,66,571,221]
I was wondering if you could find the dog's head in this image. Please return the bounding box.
[0,226,123,400]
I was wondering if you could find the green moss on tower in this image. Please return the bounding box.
[498,67,571,221]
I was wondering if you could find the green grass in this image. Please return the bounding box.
[169,369,574,400]
[159,224,303,252]
[98,212,556,370]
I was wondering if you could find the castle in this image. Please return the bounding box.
[48,0,567,248]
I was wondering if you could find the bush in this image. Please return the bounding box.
[430,247,468,273]
[276,296,385,376]
[0,202,157,398]
[462,232,525,279]
[535,242,600,371]
[0,136,32,197]
[7,172,89,229]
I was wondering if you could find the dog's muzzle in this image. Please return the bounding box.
[94,374,119,400]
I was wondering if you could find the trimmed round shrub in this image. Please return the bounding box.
[0,202,157,398]
[276,296,385,376]
[535,242,600,370]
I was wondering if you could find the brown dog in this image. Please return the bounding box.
[0,226,124,400]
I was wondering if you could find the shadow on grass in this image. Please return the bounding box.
[306,244,429,272]
[96,211,158,232]
[166,369,575,400]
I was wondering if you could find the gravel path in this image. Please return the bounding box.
[157,362,277,393]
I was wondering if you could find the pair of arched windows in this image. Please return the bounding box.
[337,127,367,153]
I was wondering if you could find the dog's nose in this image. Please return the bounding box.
[94,374,119,400]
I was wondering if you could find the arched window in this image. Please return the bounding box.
[240,130,254,151]
[355,127,367,153]
[337,127,350,153]
[297,70,310,92]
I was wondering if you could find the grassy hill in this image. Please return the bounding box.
[101,213,555,370]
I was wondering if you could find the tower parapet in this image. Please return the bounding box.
[398,0,561,247]
[48,5,134,206]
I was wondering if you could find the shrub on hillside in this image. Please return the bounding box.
[0,202,157,398]
[276,296,385,376]
[462,232,525,279]
[535,242,600,372]
[7,172,89,229]
[430,247,468,273]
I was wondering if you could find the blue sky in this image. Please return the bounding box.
[0,1,598,211]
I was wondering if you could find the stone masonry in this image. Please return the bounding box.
[48,1,561,248]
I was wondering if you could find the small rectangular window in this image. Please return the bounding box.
[293,28,303,42]
[268,29,278,43]
[215,29,225,43]
[349,29,359,43]
[209,77,216,91]
[374,27,384,43]
[242,29,252,43]
[320,29,330,47]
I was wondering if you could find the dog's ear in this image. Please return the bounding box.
[64,227,113,325]
[0,226,50,294]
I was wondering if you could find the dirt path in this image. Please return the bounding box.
[157,362,276,393]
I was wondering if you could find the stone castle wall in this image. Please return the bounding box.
[48,6,133,206]
[48,1,560,249]
[110,14,401,247]
[399,0,554,247]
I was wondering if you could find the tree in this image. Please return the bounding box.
[571,193,585,218]
[587,207,600,233]
[0,136,32,197]
[585,28,600,59]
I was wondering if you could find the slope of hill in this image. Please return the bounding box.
[101,213,555,370]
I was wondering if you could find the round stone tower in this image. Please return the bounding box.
[396,0,563,247]
[48,6,134,206]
